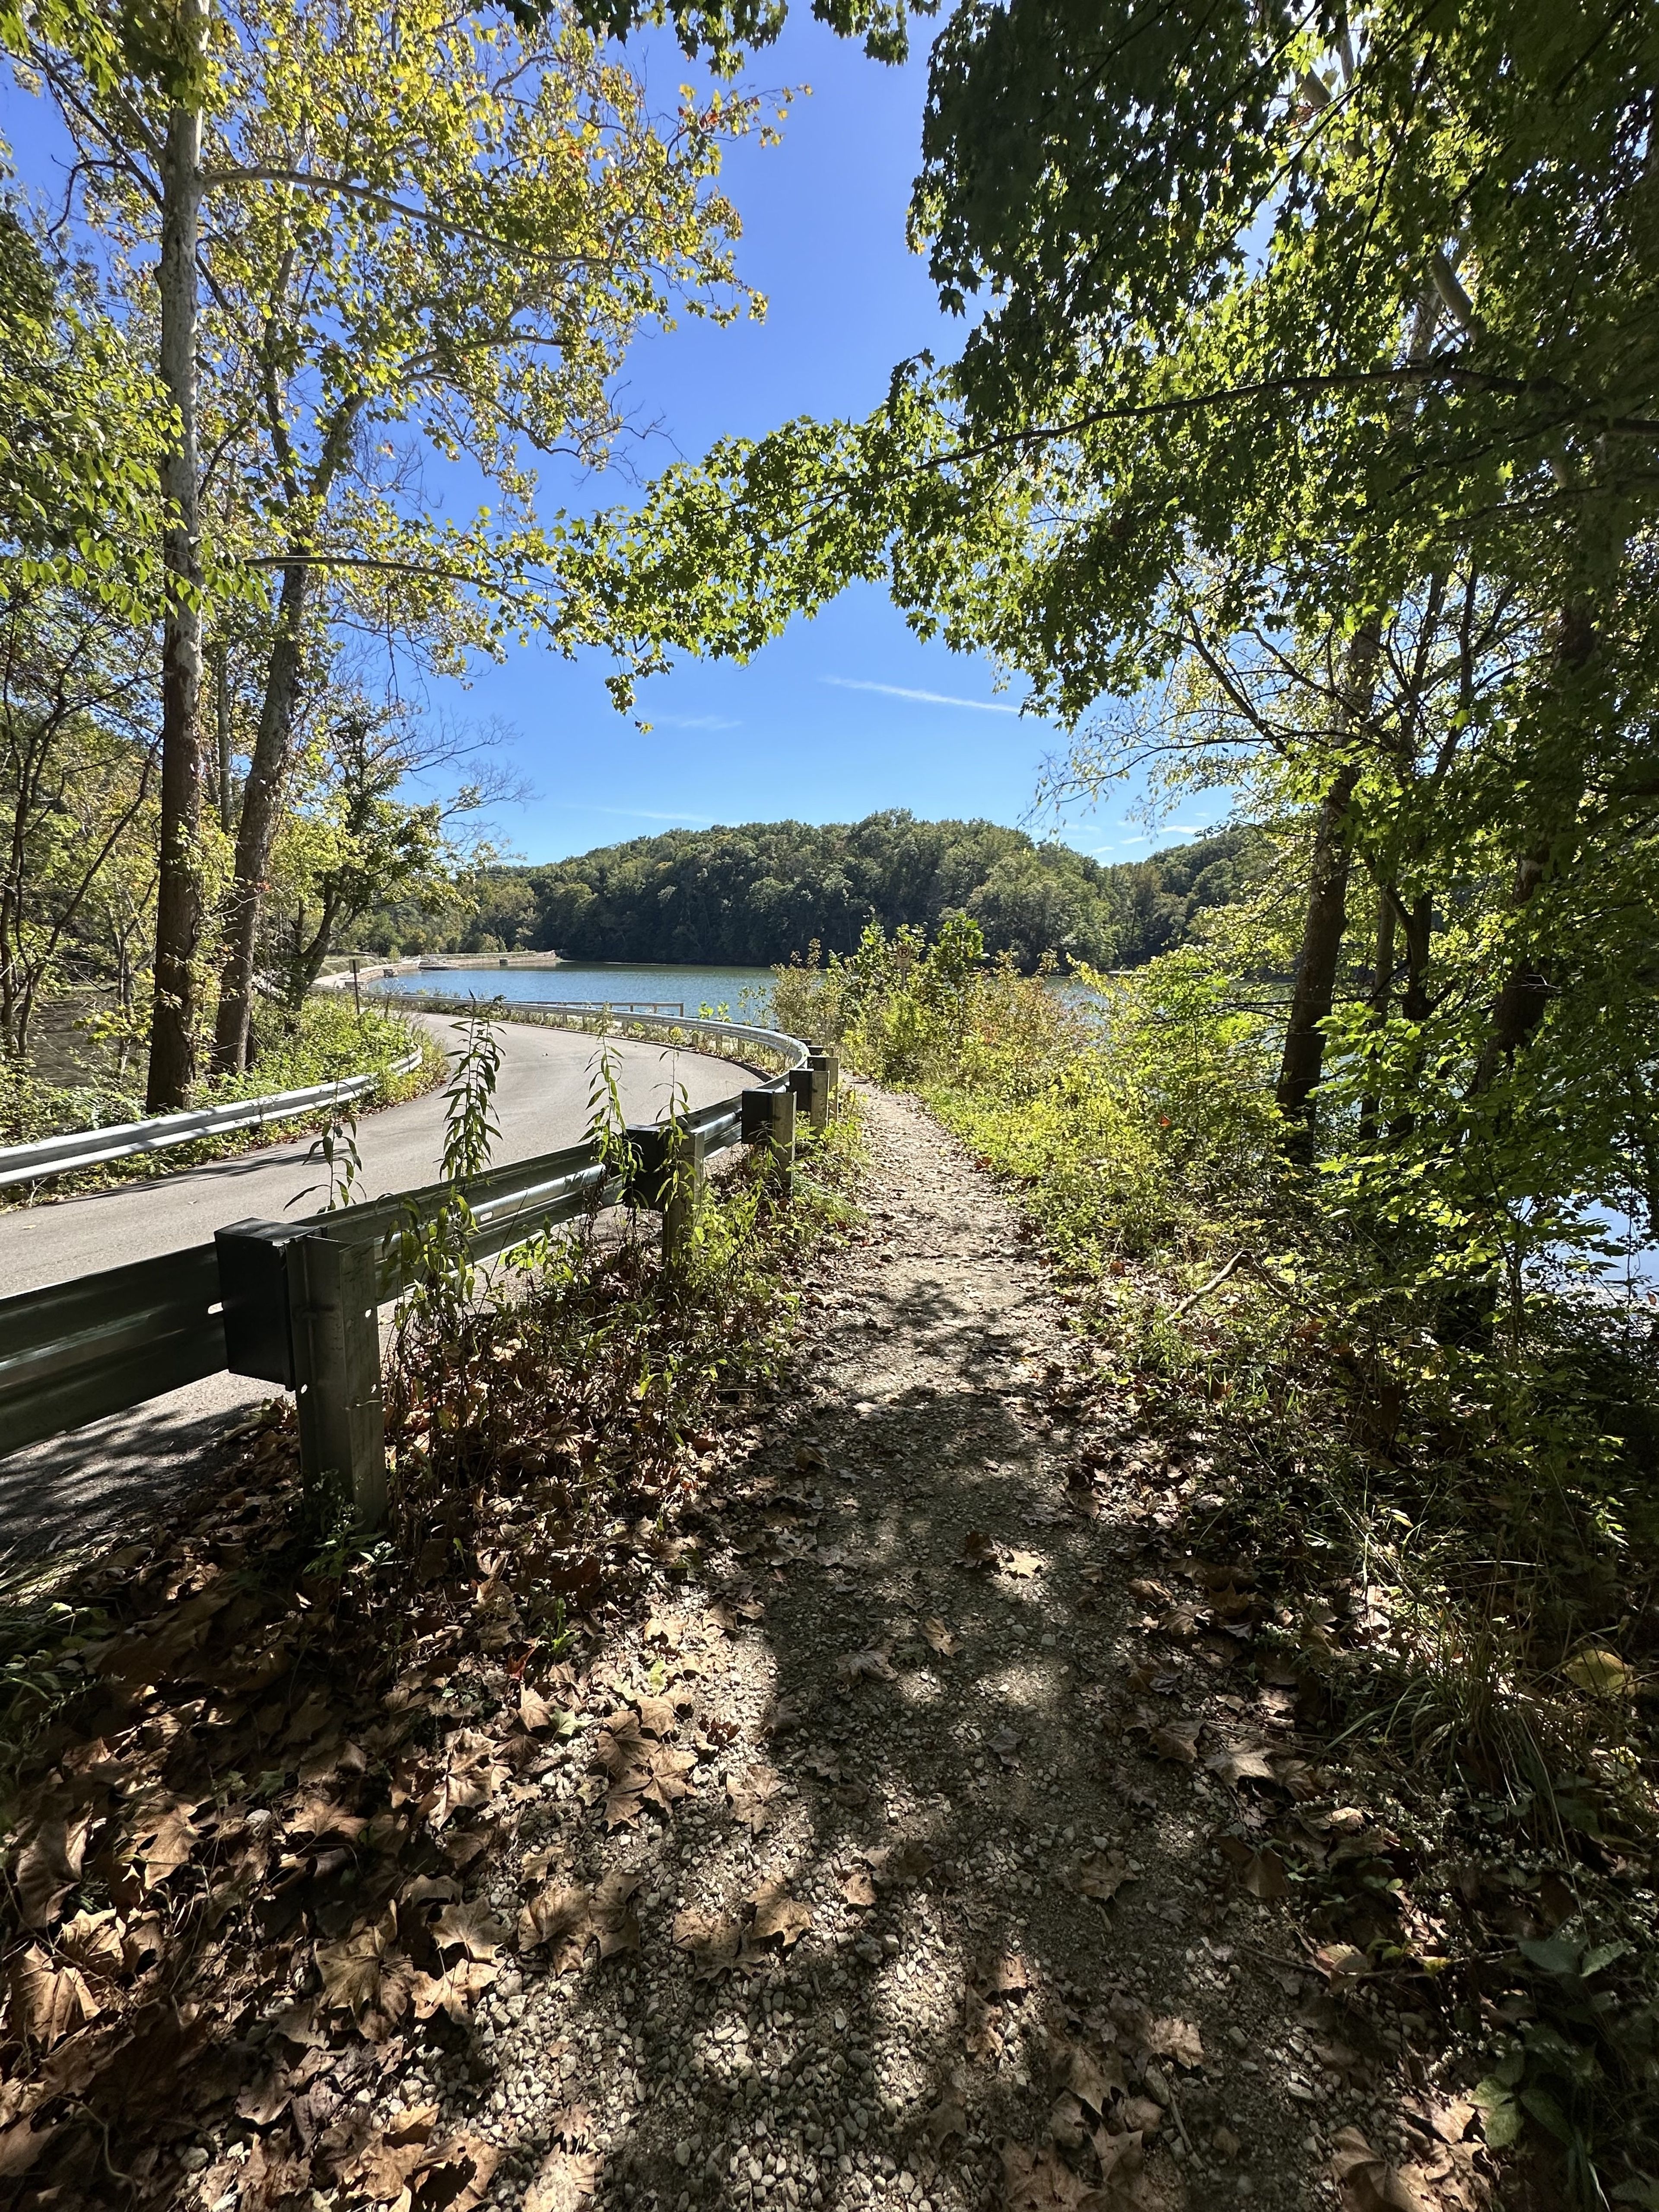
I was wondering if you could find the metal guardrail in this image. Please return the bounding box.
[0,1021,837,1531]
[0,1050,423,1189]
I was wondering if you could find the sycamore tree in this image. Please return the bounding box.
[6,0,772,1103]
[556,0,1659,1302]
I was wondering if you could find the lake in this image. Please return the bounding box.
[369,961,775,1022]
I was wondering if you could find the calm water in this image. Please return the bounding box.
[369,961,774,1021]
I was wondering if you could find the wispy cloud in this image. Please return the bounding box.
[823,677,1022,716]
[562,802,717,824]
[655,712,741,731]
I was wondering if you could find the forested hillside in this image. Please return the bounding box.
[445,814,1258,970]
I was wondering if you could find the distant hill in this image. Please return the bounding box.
[458,812,1263,973]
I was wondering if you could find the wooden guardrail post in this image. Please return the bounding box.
[742,1086,795,1200]
[624,1120,708,1281]
[289,1233,386,1529]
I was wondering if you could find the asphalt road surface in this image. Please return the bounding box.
[0,1019,748,1556]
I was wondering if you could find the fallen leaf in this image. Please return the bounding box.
[959,1530,999,1570]
[1207,1742,1278,1786]
[836,1648,897,1685]
[1329,2126,1436,2212]
[518,1884,591,1964]
[520,1687,556,1731]
[1564,1646,1630,1698]
[727,1764,784,1836]
[999,2140,1099,2210]
[1147,1720,1200,1764]
[842,1870,876,1909]
[407,2131,499,2212]
[922,1617,960,1658]
[987,1951,1030,1998]
[410,1959,497,2024]
[1072,1851,1132,1903]
[1060,2041,1125,2116]
[524,2145,601,2212]
[589,1871,640,1959]
[748,1880,811,1949]
[1316,1944,1369,1987]
[1145,2015,1204,2067]
[671,1908,741,1978]
[130,1797,201,1888]
[433,1901,509,1961]
[1004,1550,1043,1579]
[925,2095,968,2149]
[7,1946,99,2050]
[14,1814,93,1930]
[1217,1835,1290,1900]
[633,1694,680,1738]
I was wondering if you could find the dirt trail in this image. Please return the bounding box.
[352,1090,1468,2212]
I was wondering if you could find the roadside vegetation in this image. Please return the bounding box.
[0,1036,864,2200]
[779,913,1659,2202]
[0,995,437,1194]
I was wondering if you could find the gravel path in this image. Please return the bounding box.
[254,1090,1458,2212]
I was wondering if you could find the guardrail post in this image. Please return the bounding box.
[807,1049,836,1129]
[289,1232,386,1529]
[741,1086,795,1201]
[624,1120,708,1281]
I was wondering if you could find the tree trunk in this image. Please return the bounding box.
[210,559,311,1073]
[146,19,207,1112]
[210,400,361,1075]
[1275,756,1361,1148]
[1470,601,1596,1093]
[1358,884,1396,1145]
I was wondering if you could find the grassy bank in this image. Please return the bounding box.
[777,922,1659,2207]
[0,996,441,1205]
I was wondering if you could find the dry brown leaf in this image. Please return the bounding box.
[922,1617,960,1658]
[410,1959,498,2024]
[1145,2015,1204,2068]
[130,1796,201,1888]
[633,1693,681,1738]
[235,2075,292,2127]
[7,1945,99,2051]
[408,2131,499,2212]
[1147,1721,1199,1764]
[1004,1549,1043,1579]
[518,1883,591,1963]
[590,1872,641,1959]
[671,1908,742,1977]
[524,2145,601,2212]
[1061,2042,1126,2116]
[433,1901,509,1961]
[315,1915,411,2023]
[1207,1742,1279,1786]
[842,1869,876,1909]
[14,1814,93,1930]
[748,1880,811,1949]
[836,1648,897,1685]
[998,2139,1106,2210]
[959,1530,1000,1569]
[1072,1851,1132,1904]
[1330,2126,1437,2212]
[56,1908,124,1976]
[519,1686,555,1732]
[926,2095,968,2149]
[728,1764,784,1836]
[988,1951,1031,1998]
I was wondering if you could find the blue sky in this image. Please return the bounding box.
[1,17,1223,868]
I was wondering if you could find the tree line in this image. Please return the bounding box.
[426,815,1259,971]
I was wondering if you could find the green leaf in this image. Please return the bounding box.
[1611,2181,1659,2209]
[1478,2095,1523,2150]
[1519,2085,1574,2145]
[1580,1942,1630,1978]
[1518,1936,1581,1977]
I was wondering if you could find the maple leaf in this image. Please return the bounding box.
[836,1648,897,1685]
[926,2094,968,2149]
[1004,1549,1043,1579]
[315,1913,412,2023]
[14,1813,93,1930]
[727,1764,784,1836]
[1072,1851,1131,1903]
[1218,1836,1289,1900]
[1147,1720,1199,1764]
[433,1901,509,1962]
[7,1945,99,2050]
[1145,2015,1204,2067]
[633,1693,682,1738]
[922,1617,960,1657]
[410,1959,498,2024]
[519,1883,591,1964]
[959,1529,999,1569]
[1330,2126,1436,2212]
[590,1872,641,1959]
[842,1869,876,1909]
[747,1880,811,1949]
[524,2145,601,2212]
[671,1907,742,1977]
[130,1796,201,1888]
[1207,1742,1278,1786]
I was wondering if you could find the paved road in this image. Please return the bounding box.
[0,1019,748,1555]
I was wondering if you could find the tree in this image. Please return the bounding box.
[12,0,769,1099]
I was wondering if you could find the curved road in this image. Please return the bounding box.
[0,1019,750,1553]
